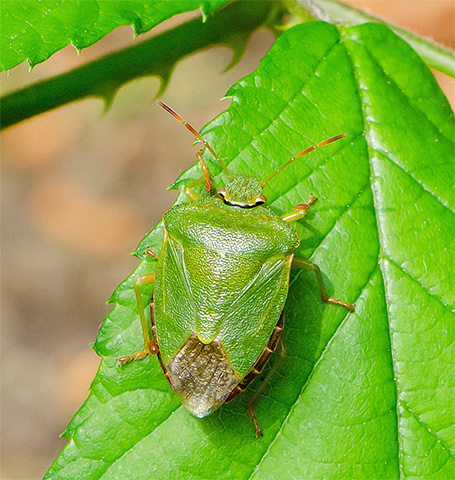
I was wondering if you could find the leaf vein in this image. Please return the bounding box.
[400,401,454,460]
[222,40,343,184]
[373,147,455,213]
[382,255,454,314]
[342,36,404,478]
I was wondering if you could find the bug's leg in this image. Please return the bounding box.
[183,151,214,202]
[281,195,317,223]
[292,257,354,311]
[282,196,354,311]
[118,273,159,364]
[246,339,286,438]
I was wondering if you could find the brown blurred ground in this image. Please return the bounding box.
[1,2,454,479]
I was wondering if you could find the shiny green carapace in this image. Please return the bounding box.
[119,102,354,437]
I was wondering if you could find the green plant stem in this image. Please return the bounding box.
[0,1,284,131]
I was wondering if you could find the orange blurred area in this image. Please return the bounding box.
[31,178,144,256]
[1,2,454,478]
[1,108,80,169]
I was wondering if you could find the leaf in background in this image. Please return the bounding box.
[46,21,454,479]
[1,1,282,130]
[0,0,230,71]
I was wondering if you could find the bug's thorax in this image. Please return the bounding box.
[216,174,266,209]
[163,195,300,262]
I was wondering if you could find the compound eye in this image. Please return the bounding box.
[217,188,226,198]
[255,194,267,206]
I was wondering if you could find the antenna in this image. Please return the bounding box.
[262,134,347,186]
[157,101,233,179]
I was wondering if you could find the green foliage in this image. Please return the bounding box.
[2,0,453,478]
[0,0,229,70]
[0,1,278,130]
[296,0,455,77]
[1,0,454,131]
[44,20,454,480]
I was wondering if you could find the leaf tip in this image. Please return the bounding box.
[70,42,82,56]
[132,16,144,37]
[222,42,247,72]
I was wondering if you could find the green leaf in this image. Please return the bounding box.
[47,22,454,479]
[294,0,455,78]
[0,1,281,130]
[0,0,230,71]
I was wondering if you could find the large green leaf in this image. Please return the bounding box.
[0,0,230,71]
[46,21,454,479]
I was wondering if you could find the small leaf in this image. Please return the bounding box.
[47,21,453,479]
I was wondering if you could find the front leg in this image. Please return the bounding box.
[183,151,213,201]
[281,195,317,223]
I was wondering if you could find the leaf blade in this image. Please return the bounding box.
[47,21,454,480]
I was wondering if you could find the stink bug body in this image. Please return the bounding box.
[119,101,354,436]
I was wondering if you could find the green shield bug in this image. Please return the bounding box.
[119,101,354,437]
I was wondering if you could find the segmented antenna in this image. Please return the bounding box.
[262,134,347,186]
[157,101,232,179]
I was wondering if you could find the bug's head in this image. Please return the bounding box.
[157,101,347,208]
[216,175,266,209]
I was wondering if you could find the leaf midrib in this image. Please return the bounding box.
[345,24,454,479]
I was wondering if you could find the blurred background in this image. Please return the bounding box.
[1,2,453,478]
